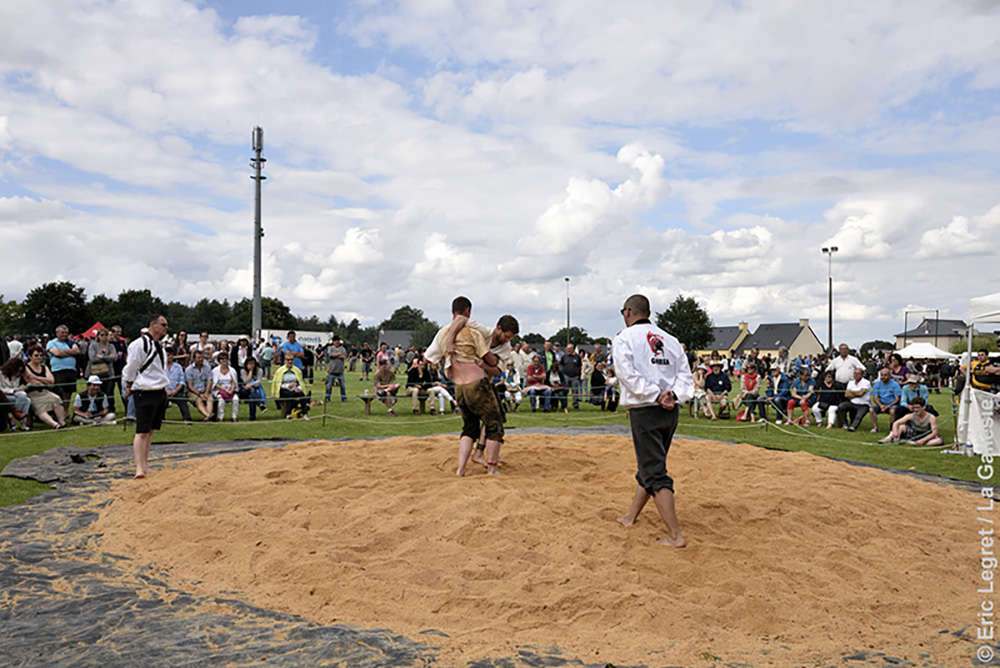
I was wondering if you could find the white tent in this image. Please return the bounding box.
[895,342,956,360]
[958,291,1000,455]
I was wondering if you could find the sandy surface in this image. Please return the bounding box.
[91,434,971,666]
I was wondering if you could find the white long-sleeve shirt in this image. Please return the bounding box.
[122,334,169,391]
[612,320,695,408]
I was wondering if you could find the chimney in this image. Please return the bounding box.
[739,321,748,332]
[799,318,809,329]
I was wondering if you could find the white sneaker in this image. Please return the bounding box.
[869,428,879,433]
[757,418,766,423]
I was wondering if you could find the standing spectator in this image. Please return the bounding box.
[184,349,215,421]
[230,337,252,370]
[827,343,865,386]
[164,347,192,423]
[72,375,116,425]
[302,345,315,383]
[324,335,348,403]
[191,331,215,365]
[280,331,304,370]
[259,339,276,379]
[122,315,170,478]
[88,328,119,412]
[559,343,583,409]
[359,343,374,381]
[211,354,240,422]
[46,325,81,412]
[173,331,191,366]
[580,348,593,399]
[110,324,128,409]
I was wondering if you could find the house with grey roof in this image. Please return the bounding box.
[694,322,750,357]
[894,318,967,351]
[734,319,824,358]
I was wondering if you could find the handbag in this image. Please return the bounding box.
[91,362,110,377]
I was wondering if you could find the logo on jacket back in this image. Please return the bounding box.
[647,332,670,365]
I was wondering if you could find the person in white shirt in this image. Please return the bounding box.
[612,294,695,548]
[836,366,872,432]
[211,354,240,422]
[122,315,170,478]
[827,343,866,386]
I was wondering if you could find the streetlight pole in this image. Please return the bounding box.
[821,246,838,354]
[565,277,571,347]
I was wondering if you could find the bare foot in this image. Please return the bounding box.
[657,533,687,548]
[616,514,636,527]
[133,471,147,479]
[456,466,466,477]
[486,466,500,476]
[471,451,488,467]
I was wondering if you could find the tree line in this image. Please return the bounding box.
[0,282,720,351]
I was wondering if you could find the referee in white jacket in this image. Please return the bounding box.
[612,294,695,547]
[122,314,170,479]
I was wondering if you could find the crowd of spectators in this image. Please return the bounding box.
[0,323,993,443]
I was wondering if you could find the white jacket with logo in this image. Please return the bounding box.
[612,321,695,408]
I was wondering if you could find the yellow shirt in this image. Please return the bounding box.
[454,327,490,364]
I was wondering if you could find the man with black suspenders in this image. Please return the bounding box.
[122,315,169,479]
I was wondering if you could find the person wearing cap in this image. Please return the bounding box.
[897,373,938,419]
[761,363,792,423]
[703,359,732,420]
[72,375,116,425]
[868,367,902,433]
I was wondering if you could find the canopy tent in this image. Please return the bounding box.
[78,322,107,339]
[958,291,1000,455]
[895,342,956,360]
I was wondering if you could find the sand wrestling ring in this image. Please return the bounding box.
[0,425,983,667]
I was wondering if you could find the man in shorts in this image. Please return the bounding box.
[452,315,518,477]
[122,315,170,479]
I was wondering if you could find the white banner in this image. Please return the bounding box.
[966,387,1000,455]
[261,329,333,348]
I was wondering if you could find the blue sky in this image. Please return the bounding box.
[1,0,999,344]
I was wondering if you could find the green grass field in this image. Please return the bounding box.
[0,371,977,508]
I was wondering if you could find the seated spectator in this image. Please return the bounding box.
[971,349,1000,391]
[868,367,902,433]
[733,362,760,421]
[23,345,67,429]
[0,356,31,431]
[372,357,400,416]
[761,364,792,423]
[503,361,522,411]
[837,367,872,432]
[72,375,116,425]
[525,354,552,412]
[811,371,840,429]
[239,356,268,420]
[879,397,943,445]
[426,361,456,414]
[46,324,81,412]
[690,364,709,419]
[897,373,939,419]
[548,364,569,414]
[788,368,816,426]
[271,354,310,419]
[185,349,215,421]
[704,360,732,420]
[88,328,119,413]
[212,354,240,422]
[405,357,433,414]
[164,347,192,423]
[173,331,191,366]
